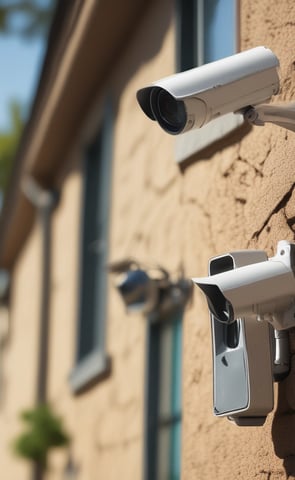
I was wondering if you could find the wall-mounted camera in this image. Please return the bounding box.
[193,241,295,331]
[137,46,295,135]
[192,241,293,426]
[108,259,192,319]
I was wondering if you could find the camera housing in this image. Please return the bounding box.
[192,242,294,426]
[208,249,274,426]
[116,268,158,314]
[193,241,295,331]
[136,46,279,135]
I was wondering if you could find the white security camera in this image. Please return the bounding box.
[137,46,280,135]
[193,243,291,426]
[193,240,295,331]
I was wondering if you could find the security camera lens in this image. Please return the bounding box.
[150,88,186,134]
[198,283,235,324]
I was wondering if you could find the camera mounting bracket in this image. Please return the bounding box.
[243,102,295,133]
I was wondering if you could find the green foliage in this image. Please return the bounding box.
[0,0,56,193]
[0,101,24,193]
[0,0,55,40]
[13,404,70,468]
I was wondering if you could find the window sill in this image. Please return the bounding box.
[69,349,112,394]
[175,113,244,164]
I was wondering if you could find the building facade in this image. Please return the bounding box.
[0,0,295,479]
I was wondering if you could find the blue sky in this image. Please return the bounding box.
[0,33,46,131]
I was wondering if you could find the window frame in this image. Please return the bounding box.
[69,99,113,394]
[175,0,242,164]
[144,309,183,480]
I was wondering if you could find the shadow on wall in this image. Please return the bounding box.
[272,328,295,477]
[112,0,172,94]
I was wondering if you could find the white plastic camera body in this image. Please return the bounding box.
[193,240,295,426]
[137,46,279,135]
[193,241,295,331]
[208,249,274,426]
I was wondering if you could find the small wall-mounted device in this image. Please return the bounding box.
[192,240,293,426]
[108,258,192,319]
[137,46,295,135]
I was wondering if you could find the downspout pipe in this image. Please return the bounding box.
[22,176,59,480]
[22,176,59,403]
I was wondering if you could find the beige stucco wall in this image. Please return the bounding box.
[110,0,295,478]
[0,224,42,480]
[184,1,295,478]
[2,0,295,479]
[46,154,147,480]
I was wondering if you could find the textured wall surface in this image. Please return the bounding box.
[181,1,295,479]
[112,0,295,479]
[0,226,42,480]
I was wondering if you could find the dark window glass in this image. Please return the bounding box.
[176,0,237,71]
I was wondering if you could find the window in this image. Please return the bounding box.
[145,311,183,480]
[69,101,113,393]
[175,0,242,163]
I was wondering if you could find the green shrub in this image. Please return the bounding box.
[13,404,70,468]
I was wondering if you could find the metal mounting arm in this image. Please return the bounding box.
[243,102,295,132]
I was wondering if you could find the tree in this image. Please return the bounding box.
[0,101,24,193]
[0,1,55,199]
[0,0,55,40]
